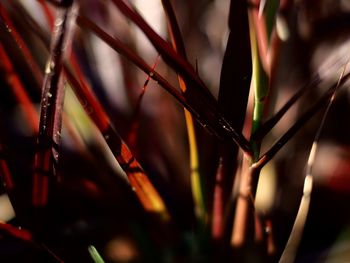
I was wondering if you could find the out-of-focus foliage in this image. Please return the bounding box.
[1,0,350,262]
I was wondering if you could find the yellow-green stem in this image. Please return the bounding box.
[184,109,206,223]
[249,11,269,161]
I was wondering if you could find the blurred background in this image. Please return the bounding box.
[1,0,350,262]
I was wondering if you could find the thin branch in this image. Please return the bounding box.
[77,15,252,154]
[161,0,187,59]
[40,243,65,263]
[252,75,321,141]
[127,55,160,148]
[256,71,350,169]
[132,55,160,119]
[76,15,192,120]
[109,0,214,102]
[279,61,349,263]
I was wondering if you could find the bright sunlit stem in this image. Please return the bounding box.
[178,76,206,223]
[88,245,105,263]
[185,108,206,222]
[278,175,313,263]
[128,172,169,220]
[279,61,349,263]
[161,0,207,223]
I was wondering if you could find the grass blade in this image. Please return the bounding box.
[257,70,350,169]
[279,62,349,263]
[63,67,169,217]
[0,3,43,86]
[88,245,105,263]
[33,3,77,207]
[107,0,251,154]
[214,0,252,241]
[109,0,213,100]
[10,4,169,216]
[252,76,321,141]
[77,14,252,155]
[0,43,39,134]
[161,0,206,223]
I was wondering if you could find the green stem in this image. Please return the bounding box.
[161,0,206,224]
[88,245,105,263]
[249,12,269,161]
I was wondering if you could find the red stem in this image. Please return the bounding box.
[63,67,168,215]
[0,43,39,134]
[33,4,75,207]
[0,3,43,86]
[0,145,14,192]
[77,15,252,154]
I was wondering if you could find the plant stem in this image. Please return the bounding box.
[248,9,269,160]
[257,70,350,170]
[0,222,32,241]
[231,162,261,246]
[0,43,39,134]
[63,67,169,218]
[0,144,14,192]
[279,62,349,263]
[77,15,252,154]
[249,0,270,75]
[0,3,43,86]
[161,0,206,223]
[109,0,213,101]
[88,245,105,263]
[33,3,76,207]
[252,75,321,141]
